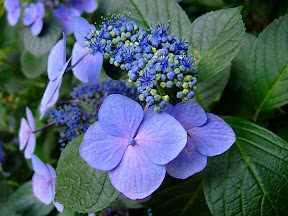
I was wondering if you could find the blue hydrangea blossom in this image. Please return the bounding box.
[18,107,36,159]
[71,17,103,84]
[31,155,63,212]
[163,101,236,179]
[40,33,71,109]
[52,5,80,36]
[4,0,21,26]
[79,94,187,199]
[22,2,45,36]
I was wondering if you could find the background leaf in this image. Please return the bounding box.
[21,17,62,56]
[203,117,288,216]
[0,202,19,216]
[8,181,54,216]
[150,174,211,216]
[188,7,245,82]
[21,51,48,79]
[195,64,231,111]
[55,135,120,213]
[250,14,288,120]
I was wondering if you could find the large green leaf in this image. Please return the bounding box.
[0,12,18,49]
[21,17,62,56]
[203,117,288,216]
[188,7,245,82]
[0,202,19,216]
[250,15,288,121]
[21,51,49,79]
[55,135,120,213]
[112,0,191,38]
[8,181,54,216]
[150,174,211,216]
[230,33,257,91]
[195,64,231,111]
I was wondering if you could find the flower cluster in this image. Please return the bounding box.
[4,0,98,36]
[72,15,198,111]
[48,80,138,147]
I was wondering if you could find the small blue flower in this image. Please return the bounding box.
[79,94,187,199]
[4,0,21,26]
[139,69,156,91]
[22,2,45,36]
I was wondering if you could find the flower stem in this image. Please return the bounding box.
[32,122,55,133]
[65,52,89,71]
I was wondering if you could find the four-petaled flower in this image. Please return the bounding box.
[163,101,236,179]
[80,94,187,199]
[19,107,36,159]
[4,0,21,26]
[31,155,63,212]
[22,2,45,36]
[72,17,103,84]
[40,33,71,117]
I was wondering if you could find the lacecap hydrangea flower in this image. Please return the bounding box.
[4,0,21,26]
[163,101,236,179]
[22,1,45,36]
[31,155,63,212]
[19,107,36,159]
[80,94,187,199]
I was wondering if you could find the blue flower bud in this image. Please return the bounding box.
[187,91,195,99]
[166,81,173,88]
[146,96,155,105]
[167,71,175,80]
[160,74,166,81]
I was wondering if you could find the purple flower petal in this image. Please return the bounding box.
[135,109,187,165]
[47,36,66,80]
[98,94,144,138]
[73,16,95,47]
[46,164,56,182]
[32,174,53,205]
[166,136,207,179]
[26,107,35,131]
[19,118,30,151]
[88,51,103,84]
[171,101,207,130]
[31,155,50,178]
[188,113,236,156]
[108,145,166,200]
[73,0,98,13]
[24,133,36,159]
[22,3,37,26]
[7,7,20,26]
[161,103,174,114]
[40,58,70,107]
[80,122,127,171]
[36,2,45,19]
[4,0,19,12]
[31,18,43,36]
[52,185,63,212]
[39,82,60,120]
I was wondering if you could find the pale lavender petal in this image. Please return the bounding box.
[73,16,95,46]
[161,103,174,114]
[171,101,207,130]
[80,122,127,171]
[31,19,43,36]
[22,3,37,26]
[4,0,19,12]
[188,113,236,156]
[39,83,60,120]
[108,145,166,200]
[87,52,103,84]
[166,136,207,179]
[40,58,70,107]
[71,42,89,83]
[26,107,35,131]
[7,8,20,26]
[52,186,63,212]
[36,2,45,19]
[32,174,53,204]
[46,164,56,182]
[98,94,143,138]
[135,110,187,165]
[31,155,50,178]
[73,0,98,13]
[47,38,66,80]
[19,118,30,150]
[24,133,36,159]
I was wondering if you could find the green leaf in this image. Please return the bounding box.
[0,182,13,202]
[188,7,245,82]
[195,64,231,111]
[8,181,54,216]
[203,117,288,216]
[0,12,18,49]
[114,0,191,38]
[0,202,19,216]
[55,134,120,213]
[230,33,257,91]
[21,51,48,79]
[251,15,288,120]
[150,175,211,216]
[21,17,62,56]
[56,208,75,216]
